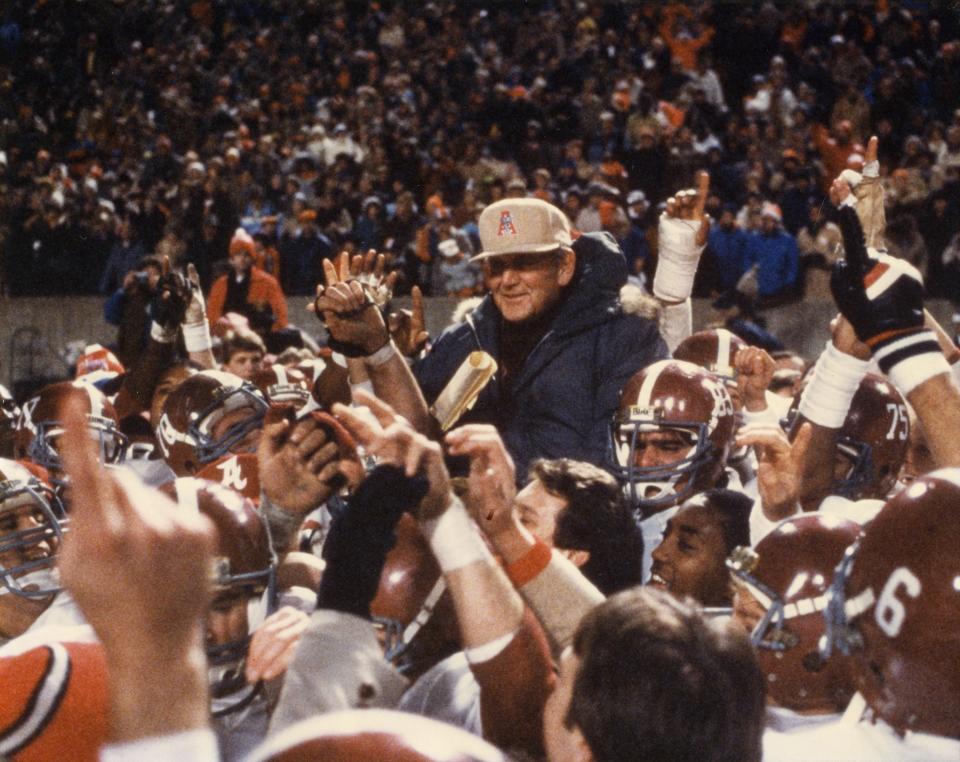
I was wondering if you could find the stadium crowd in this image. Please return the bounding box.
[1,2,960,762]
[0,1,959,304]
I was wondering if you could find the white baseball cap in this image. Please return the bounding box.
[474,198,572,260]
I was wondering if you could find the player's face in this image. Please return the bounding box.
[898,422,934,488]
[483,250,574,324]
[649,499,730,607]
[224,351,263,382]
[206,591,250,648]
[631,429,692,470]
[0,503,56,637]
[515,478,568,546]
[543,647,589,762]
[211,405,262,454]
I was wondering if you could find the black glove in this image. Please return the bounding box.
[317,464,428,618]
[151,270,191,331]
[829,205,924,346]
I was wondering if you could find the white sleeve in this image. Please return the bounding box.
[100,728,219,762]
[660,299,692,354]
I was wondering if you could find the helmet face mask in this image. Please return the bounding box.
[0,463,65,600]
[25,416,127,474]
[730,514,861,713]
[608,415,712,511]
[728,548,801,653]
[158,371,268,475]
[16,382,127,477]
[608,360,735,518]
[832,437,875,499]
[189,385,268,464]
[207,583,275,716]
[786,372,908,501]
[161,477,277,716]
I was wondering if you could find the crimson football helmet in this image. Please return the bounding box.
[727,513,861,713]
[608,360,736,514]
[0,384,19,458]
[0,458,65,600]
[789,372,909,500]
[296,354,352,411]
[14,381,126,475]
[249,709,506,762]
[823,468,960,738]
[160,477,276,717]
[673,328,747,387]
[155,370,268,476]
[251,364,312,409]
[0,641,108,762]
[370,514,459,681]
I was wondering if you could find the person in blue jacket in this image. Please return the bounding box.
[413,198,668,480]
[746,203,799,304]
[706,204,750,293]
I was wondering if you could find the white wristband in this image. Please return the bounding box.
[464,629,516,665]
[653,215,704,302]
[149,321,177,344]
[420,496,492,573]
[182,320,212,353]
[797,341,869,428]
[872,329,950,395]
[364,340,397,367]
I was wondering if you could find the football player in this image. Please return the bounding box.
[728,513,861,733]
[765,470,960,760]
[607,358,737,579]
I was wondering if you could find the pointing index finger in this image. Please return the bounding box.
[694,170,710,219]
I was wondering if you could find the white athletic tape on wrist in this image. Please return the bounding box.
[797,341,869,428]
[149,321,177,344]
[872,329,950,395]
[182,320,212,352]
[653,215,705,302]
[364,340,397,367]
[420,496,492,573]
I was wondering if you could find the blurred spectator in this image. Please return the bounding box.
[99,218,146,296]
[621,190,652,288]
[208,229,288,336]
[919,192,960,292]
[706,204,750,294]
[746,203,799,304]
[796,203,842,300]
[279,211,332,298]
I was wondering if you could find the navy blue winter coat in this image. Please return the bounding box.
[414,231,668,480]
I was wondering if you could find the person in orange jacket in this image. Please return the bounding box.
[207,228,288,334]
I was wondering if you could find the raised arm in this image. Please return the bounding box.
[829,200,960,468]
[59,396,216,755]
[335,394,554,758]
[311,252,432,434]
[654,171,711,352]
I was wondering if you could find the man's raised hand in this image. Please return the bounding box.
[309,251,393,357]
[333,389,451,519]
[654,170,711,303]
